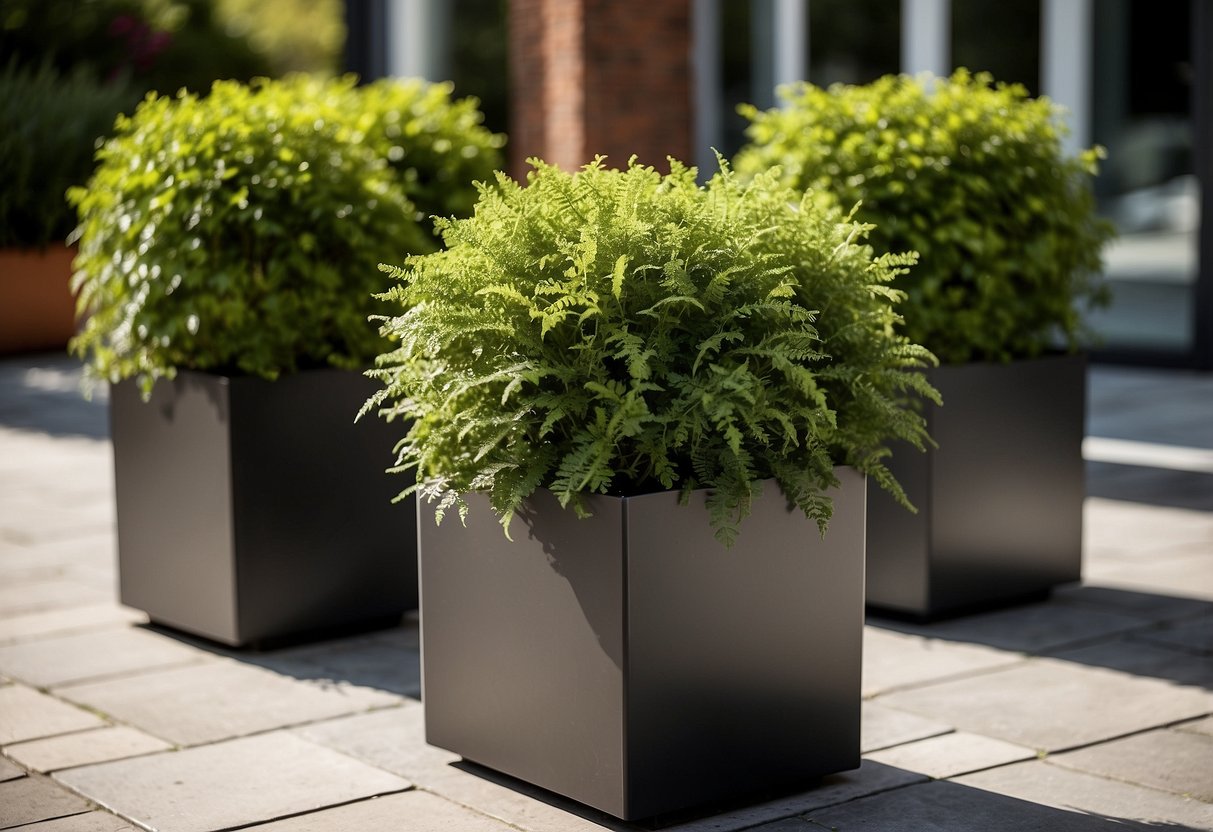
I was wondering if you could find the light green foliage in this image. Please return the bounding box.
[368,158,939,545]
[68,74,497,392]
[355,78,506,232]
[0,61,135,249]
[735,70,1114,364]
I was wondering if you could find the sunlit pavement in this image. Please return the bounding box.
[1,354,1210,832]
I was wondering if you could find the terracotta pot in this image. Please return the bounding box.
[0,247,77,354]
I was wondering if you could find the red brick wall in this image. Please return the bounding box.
[508,0,692,177]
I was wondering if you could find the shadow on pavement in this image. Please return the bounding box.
[0,352,108,440]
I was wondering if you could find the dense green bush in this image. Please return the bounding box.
[70,75,429,392]
[367,158,938,544]
[355,77,505,233]
[735,70,1114,364]
[0,61,136,249]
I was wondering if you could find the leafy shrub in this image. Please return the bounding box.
[0,61,136,248]
[735,70,1114,364]
[355,77,506,233]
[69,75,430,392]
[367,158,939,544]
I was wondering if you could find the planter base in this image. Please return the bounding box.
[866,354,1085,620]
[111,369,417,648]
[420,470,866,821]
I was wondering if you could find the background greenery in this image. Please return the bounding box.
[735,70,1114,364]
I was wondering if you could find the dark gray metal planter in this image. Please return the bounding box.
[866,354,1086,619]
[420,469,866,821]
[110,369,416,648]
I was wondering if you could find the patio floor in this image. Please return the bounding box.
[1,354,1210,832]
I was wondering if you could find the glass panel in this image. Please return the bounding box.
[1088,0,1198,353]
[809,0,900,87]
[952,0,1041,92]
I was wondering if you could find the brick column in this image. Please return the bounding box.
[508,0,693,177]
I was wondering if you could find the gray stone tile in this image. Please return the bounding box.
[1084,498,1213,562]
[801,779,1193,832]
[871,601,1148,655]
[862,627,1020,696]
[248,635,421,699]
[1131,614,1213,656]
[292,704,456,779]
[0,774,90,829]
[1086,553,1213,603]
[1178,716,1213,738]
[1050,635,1213,689]
[0,628,208,688]
[0,580,110,619]
[17,812,140,831]
[60,659,401,746]
[957,760,1213,829]
[55,732,411,832]
[0,685,105,745]
[0,605,146,645]
[860,702,953,754]
[865,731,1036,779]
[1054,584,1213,621]
[877,657,1213,751]
[0,756,23,782]
[6,726,172,773]
[243,791,516,831]
[1051,729,1213,802]
[661,762,929,832]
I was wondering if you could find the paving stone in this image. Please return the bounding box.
[877,656,1213,751]
[1084,498,1213,562]
[1054,584,1213,621]
[860,702,953,753]
[1050,635,1213,689]
[0,756,23,782]
[799,779,1186,832]
[243,791,516,831]
[658,762,929,832]
[0,627,208,688]
[957,760,1213,829]
[0,774,91,829]
[1130,614,1213,655]
[1051,728,1213,802]
[59,659,402,746]
[248,635,421,699]
[0,580,110,619]
[1178,716,1213,738]
[0,685,105,745]
[17,812,140,831]
[6,726,173,773]
[865,731,1036,779]
[292,704,456,778]
[55,732,412,832]
[862,626,1020,696]
[0,605,146,645]
[873,601,1148,655]
[1085,553,1213,603]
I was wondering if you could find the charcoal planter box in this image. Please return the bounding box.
[420,468,866,822]
[110,369,416,648]
[866,354,1086,619]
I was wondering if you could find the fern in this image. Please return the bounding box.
[370,157,939,544]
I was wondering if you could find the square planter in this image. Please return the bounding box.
[865,354,1086,619]
[420,468,866,821]
[0,247,77,355]
[111,369,417,648]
